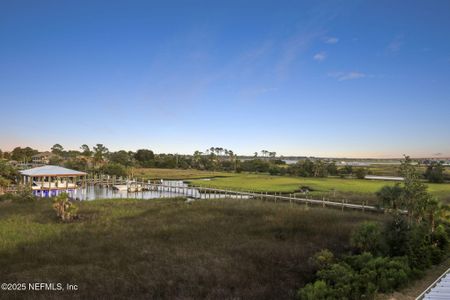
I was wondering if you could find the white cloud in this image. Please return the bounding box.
[324,37,339,44]
[313,51,327,61]
[328,71,366,81]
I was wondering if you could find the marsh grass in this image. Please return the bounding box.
[189,174,450,204]
[0,198,386,299]
[133,168,234,180]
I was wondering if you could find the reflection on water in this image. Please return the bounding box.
[32,180,250,201]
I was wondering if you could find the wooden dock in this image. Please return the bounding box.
[3,174,381,213]
[83,174,380,213]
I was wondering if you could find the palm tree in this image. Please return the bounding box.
[227,150,234,160]
[424,196,441,232]
[376,184,404,211]
[193,151,203,168]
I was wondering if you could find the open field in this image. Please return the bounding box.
[127,168,450,205]
[189,174,450,205]
[357,164,450,178]
[133,168,233,180]
[0,197,386,299]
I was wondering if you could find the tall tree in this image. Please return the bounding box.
[80,144,92,157]
[109,150,134,167]
[93,144,109,167]
[11,147,38,163]
[399,156,433,224]
[134,149,155,167]
[425,162,445,183]
[51,144,64,155]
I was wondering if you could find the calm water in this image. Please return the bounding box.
[32,180,249,201]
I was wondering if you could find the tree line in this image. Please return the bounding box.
[0,145,447,183]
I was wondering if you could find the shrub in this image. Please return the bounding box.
[429,224,449,264]
[309,249,335,270]
[2,186,36,203]
[355,168,367,179]
[424,162,445,183]
[100,163,128,177]
[349,254,410,293]
[52,193,78,222]
[299,254,411,300]
[17,186,36,202]
[405,224,432,275]
[350,222,383,255]
[0,176,10,190]
[268,166,282,176]
[316,262,355,299]
[299,213,450,300]
[297,280,332,300]
[384,216,409,257]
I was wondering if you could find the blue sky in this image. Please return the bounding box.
[1,0,449,158]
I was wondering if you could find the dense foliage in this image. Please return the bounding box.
[298,157,450,299]
[1,145,448,185]
[425,162,445,183]
[298,217,449,300]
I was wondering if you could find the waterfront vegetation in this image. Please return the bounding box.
[133,167,233,180]
[189,174,450,205]
[0,154,449,299]
[2,145,449,204]
[297,157,450,299]
[0,197,385,299]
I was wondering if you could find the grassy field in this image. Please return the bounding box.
[189,174,450,205]
[133,168,233,180]
[358,164,450,177]
[0,197,386,299]
[128,168,450,205]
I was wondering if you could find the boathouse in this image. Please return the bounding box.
[20,165,87,197]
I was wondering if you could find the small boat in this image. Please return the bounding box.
[112,185,128,191]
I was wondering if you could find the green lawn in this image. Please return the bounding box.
[189,174,450,204]
[129,168,450,205]
[133,167,233,180]
[191,174,387,193]
[0,197,385,299]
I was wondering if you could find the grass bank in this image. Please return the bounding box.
[189,174,450,205]
[0,197,385,299]
[133,167,233,180]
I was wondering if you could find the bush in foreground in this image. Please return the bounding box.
[52,193,78,222]
[350,221,384,255]
[299,253,411,300]
[298,215,449,300]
